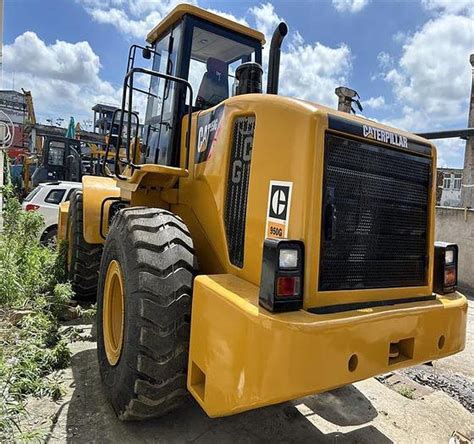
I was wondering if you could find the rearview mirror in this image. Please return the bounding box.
[142,47,152,60]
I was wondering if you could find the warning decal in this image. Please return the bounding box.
[266,180,293,239]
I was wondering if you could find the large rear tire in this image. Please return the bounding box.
[68,190,102,301]
[97,207,197,420]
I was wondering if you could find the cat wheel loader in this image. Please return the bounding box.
[58,4,467,420]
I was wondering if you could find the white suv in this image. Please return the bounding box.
[22,181,81,246]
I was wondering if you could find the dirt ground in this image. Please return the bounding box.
[23,296,473,443]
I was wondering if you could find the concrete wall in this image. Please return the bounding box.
[436,207,474,291]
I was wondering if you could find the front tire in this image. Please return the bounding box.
[97,207,197,420]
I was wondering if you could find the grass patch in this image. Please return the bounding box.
[0,187,73,441]
[397,386,415,399]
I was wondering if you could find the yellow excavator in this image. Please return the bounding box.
[58,4,467,420]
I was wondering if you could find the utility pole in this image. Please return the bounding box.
[0,124,5,231]
[461,54,474,208]
[0,0,3,89]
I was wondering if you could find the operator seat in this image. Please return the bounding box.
[196,57,229,109]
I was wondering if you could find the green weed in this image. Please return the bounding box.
[0,188,73,441]
[398,386,415,399]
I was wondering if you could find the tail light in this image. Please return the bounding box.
[259,238,304,312]
[25,204,40,211]
[433,242,458,294]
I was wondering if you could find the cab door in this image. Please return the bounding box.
[142,24,183,167]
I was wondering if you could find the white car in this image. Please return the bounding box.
[22,181,81,247]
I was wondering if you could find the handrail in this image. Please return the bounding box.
[111,67,193,181]
[101,108,139,178]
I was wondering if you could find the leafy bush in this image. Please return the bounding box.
[0,188,73,440]
[0,187,60,307]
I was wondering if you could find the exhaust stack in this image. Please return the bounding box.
[267,22,288,95]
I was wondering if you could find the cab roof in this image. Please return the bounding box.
[146,4,265,45]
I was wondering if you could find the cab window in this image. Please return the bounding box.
[189,27,258,110]
[47,141,66,166]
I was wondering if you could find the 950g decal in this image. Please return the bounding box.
[266,181,293,239]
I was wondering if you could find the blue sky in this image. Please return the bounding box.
[4,0,474,167]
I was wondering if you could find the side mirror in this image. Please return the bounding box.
[142,47,152,60]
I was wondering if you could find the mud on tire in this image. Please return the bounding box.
[68,190,102,301]
[97,207,197,420]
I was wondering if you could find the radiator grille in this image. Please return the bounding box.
[319,133,431,291]
[224,116,255,267]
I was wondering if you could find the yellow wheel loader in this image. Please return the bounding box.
[58,4,467,420]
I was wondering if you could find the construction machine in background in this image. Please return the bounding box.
[58,4,467,421]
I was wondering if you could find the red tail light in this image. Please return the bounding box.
[276,276,300,297]
[25,204,40,211]
[444,266,456,287]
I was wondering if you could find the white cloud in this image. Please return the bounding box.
[364,96,385,109]
[421,0,474,15]
[3,32,122,123]
[432,138,465,168]
[332,0,370,13]
[392,31,407,43]
[79,0,194,39]
[249,2,283,38]
[248,3,352,107]
[205,8,249,26]
[79,0,248,39]
[279,42,351,106]
[79,0,354,109]
[382,14,474,131]
[377,51,393,70]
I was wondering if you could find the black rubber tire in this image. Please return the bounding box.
[97,207,197,421]
[41,226,57,249]
[68,190,102,301]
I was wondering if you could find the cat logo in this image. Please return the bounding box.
[195,104,225,163]
[266,181,293,239]
[197,118,219,153]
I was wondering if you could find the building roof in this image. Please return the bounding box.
[92,103,119,112]
[438,168,463,173]
[146,4,265,45]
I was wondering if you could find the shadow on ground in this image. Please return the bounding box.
[46,322,392,443]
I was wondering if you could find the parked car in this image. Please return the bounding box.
[22,181,81,247]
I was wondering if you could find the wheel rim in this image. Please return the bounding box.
[103,260,125,366]
[47,234,57,249]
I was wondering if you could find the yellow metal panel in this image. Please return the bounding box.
[188,274,467,417]
[176,94,436,308]
[82,175,121,244]
[57,201,70,242]
[146,4,265,44]
[116,164,188,193]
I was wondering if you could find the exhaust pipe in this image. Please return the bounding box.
[266,22,288,95]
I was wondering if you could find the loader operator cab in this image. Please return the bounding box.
[137,7,263,167]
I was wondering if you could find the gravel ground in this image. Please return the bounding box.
[401,366,473,412]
